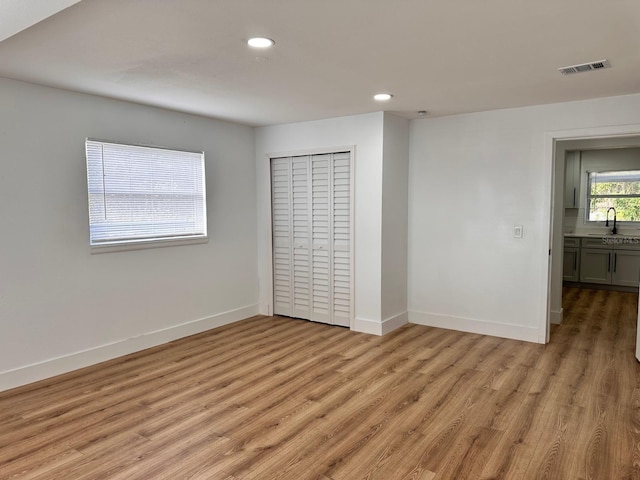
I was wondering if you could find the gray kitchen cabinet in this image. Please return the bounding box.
[564,152,581,209]
[580,247,612,284]
[563,237,580,282]
[612,250,640,287]
[578,237,640,287]
[563,247,580,281]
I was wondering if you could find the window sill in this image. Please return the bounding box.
[89,236,208,254]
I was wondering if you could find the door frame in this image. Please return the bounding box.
[544,124,640,343]
[265,146,356,328]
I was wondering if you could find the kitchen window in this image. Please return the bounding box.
[587,170,640,223]
[86,139,207,251]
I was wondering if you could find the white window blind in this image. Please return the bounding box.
[86,139,207,247]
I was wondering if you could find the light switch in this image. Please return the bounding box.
[514,225,523,238]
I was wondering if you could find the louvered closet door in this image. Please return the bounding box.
[271,157,312,318]
[310,155,331,324]
[331,152,351,327]
[271,158,293,316]
[271,152,351,327]
[290,156,312,319]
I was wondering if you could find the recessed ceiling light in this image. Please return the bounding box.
[374,93,393,101]
[247,37,275,48]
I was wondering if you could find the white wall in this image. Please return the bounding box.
[0,78,258,391]
[381,113,409,329]
[255,112,386,332]
[409,93,640,343]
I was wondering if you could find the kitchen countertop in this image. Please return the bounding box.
[564,232,640,238]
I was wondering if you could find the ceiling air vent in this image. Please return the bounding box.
[558,59,611,75]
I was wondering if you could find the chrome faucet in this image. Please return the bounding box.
[606,207,617,235]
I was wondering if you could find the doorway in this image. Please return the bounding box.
[546,126,640,343]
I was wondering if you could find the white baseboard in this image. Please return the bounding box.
[409,310,540,343]
[353,311,408,336]
[0,304,259,393]
[382,311,409,335]
[353,317,382,335]
[550,308,563,325]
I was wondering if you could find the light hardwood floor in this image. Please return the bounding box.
[1,287,639,479]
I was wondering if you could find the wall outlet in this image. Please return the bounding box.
[514,225,523,238]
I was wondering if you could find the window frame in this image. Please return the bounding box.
[585,169,640,225]
[85,138,208,253]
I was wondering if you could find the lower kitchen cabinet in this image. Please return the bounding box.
[563,247,580,282]
[612,250,640,287]
[578,238,640,287]
[580,248,612,284]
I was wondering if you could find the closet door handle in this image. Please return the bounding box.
[607,252,611,272]
[573,188,576,207]
[574,253,577,271]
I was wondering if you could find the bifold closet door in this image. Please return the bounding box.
[329,152,351,327]
[271,156,312,320]
[271,152,351,327]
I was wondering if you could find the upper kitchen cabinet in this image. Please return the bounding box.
[564,151,581,209]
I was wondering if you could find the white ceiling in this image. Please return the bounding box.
[0,0,80,42]
[0,0,639,127]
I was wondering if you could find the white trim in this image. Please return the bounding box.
[0,304,259,393]
[267,145,356,160]
[382,311,408,335]
[261,301,272,317]
[265,146,356,328]
[353,312,408,336]
[264,154,275,317]
[90,235,208,254]
[349,149,356,329]
[543,123,640,344]
[354,317,383,335]
[550,308,563,325]
[409,310,540,343]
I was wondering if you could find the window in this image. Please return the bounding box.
[86,139,207,249]
[587,170,640,222]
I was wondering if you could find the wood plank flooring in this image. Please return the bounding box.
[0,287,639,479]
